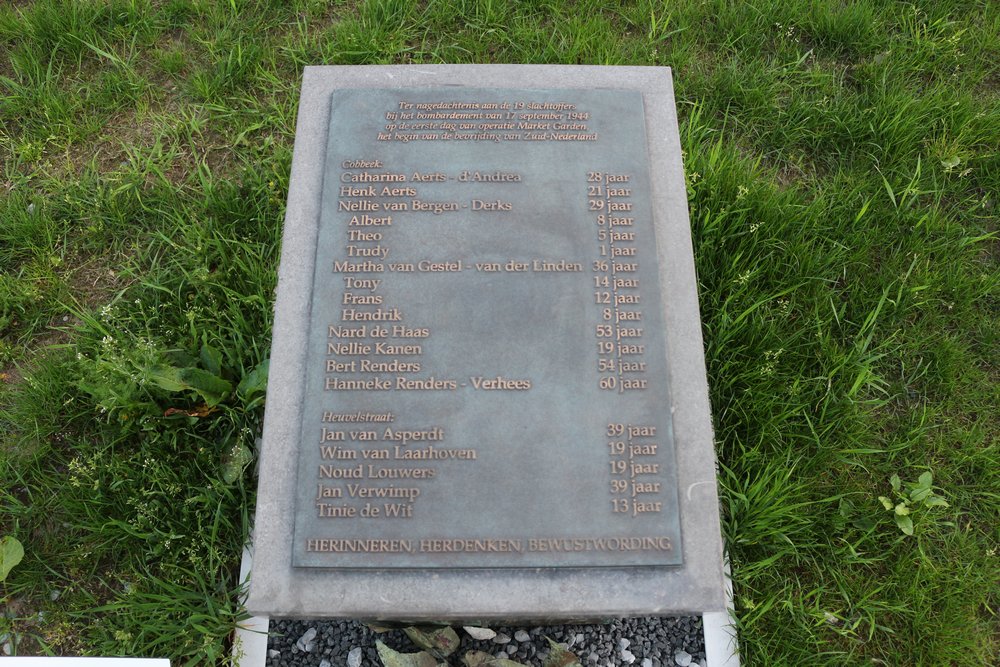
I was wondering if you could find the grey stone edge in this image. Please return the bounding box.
[247,64,725,622]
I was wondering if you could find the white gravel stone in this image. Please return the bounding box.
[295,627,317,652]
[674,648,692,666]
[319,661,331,667]
[621,649,636,664]
[618,638,631,650]
[514,630,531,642]
[347,647,362,667]
[492,633,511,644]
[464,626,497,640]
[267,649,280,659]
[641,659,653,667]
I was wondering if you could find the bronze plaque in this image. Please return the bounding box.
[291,88,683,568]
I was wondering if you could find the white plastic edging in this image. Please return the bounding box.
[703,559,740,667]
[233,538,268,667]
[0,661,169,666]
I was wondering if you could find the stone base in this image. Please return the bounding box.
[248,65,724,621]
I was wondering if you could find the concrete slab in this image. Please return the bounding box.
[249,65,724,622]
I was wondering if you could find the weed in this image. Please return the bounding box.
[878,472,949,536]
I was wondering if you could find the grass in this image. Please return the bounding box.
[1,0,997,664]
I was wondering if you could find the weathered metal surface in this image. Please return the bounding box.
[290,88,682,568]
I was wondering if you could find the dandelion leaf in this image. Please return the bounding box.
[463,651,529,667]
[200,342,224,377]
[404,626,461,658]
[237,358,269,402]
[164,349,198,368]
[542,638,582,667]
[145,366,189,392]
[375,640,439,667]
[0,536,25,582]
[147,366,232,405]
[177,367,232,404]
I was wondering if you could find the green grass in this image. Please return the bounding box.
[1,0,997,664]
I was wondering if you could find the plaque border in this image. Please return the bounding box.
[293,86,684,570]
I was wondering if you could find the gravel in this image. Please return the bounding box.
[294,627,317,653]
[265,617,706,667]
[463,626,497,641]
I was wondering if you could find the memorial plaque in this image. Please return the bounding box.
[250,66,724,620]
[292,87,682,568]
